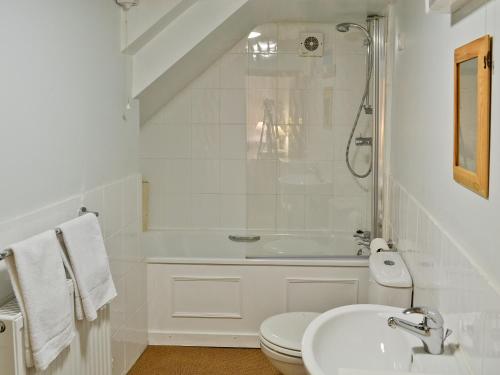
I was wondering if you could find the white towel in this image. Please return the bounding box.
[58,213,116,321]
[5,230,75,370]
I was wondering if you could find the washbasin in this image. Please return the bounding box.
[302,304,422,375]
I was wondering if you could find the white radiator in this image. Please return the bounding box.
[0,298,112,375]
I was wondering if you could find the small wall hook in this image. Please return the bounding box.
[79,207,99,217]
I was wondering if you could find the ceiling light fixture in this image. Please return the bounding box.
[115,0,139,11]
[248,31,261,39]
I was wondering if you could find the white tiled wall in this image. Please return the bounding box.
[0,174,147,375]
[141,22,372,233]
[388,176,500,375]
[94,176,148,375]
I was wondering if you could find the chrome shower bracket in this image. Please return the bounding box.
[355,136,373,146]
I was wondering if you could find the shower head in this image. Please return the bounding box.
[335,22,372,44]
[335,23,351,32]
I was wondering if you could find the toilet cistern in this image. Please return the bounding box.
[388,306,452,355]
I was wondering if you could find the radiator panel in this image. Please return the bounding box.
[0,299,112,375]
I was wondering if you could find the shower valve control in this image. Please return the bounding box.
[355,136,373,146]
[354,230,371,240]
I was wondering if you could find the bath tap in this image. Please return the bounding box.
[387,307,452,355]
[353,230,371,241]
[357,240,370,248]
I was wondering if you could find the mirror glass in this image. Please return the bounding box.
[458,57,478,172]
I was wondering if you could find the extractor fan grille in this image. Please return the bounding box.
[299,33,324,57]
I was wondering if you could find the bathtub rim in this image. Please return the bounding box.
[145,256,369,267]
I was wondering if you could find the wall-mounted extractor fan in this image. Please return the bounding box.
[299,33,324,57]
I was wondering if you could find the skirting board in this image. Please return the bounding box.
[148,330,260,348]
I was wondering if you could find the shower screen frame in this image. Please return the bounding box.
[368,15,386,238]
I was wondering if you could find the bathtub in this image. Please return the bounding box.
[144,230,369,347]
[144,230,368,265]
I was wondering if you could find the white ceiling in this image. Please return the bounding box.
[254,0,394,23]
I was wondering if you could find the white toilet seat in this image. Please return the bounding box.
[260,339,304,364]
[259,312,320,357]
[259,335,302,358]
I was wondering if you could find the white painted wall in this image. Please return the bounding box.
[0,0,138,223]
[389,3,500,372]
[390,0,500,288]
[0,1,144,373]
[0,0,138,292]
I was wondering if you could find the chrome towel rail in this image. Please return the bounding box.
[0,207,99,261]
[0,250,12,261]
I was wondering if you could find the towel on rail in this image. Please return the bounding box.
[5,230,75,370]
[59,213,116,321]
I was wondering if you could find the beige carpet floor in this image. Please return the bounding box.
[127,346,281,375]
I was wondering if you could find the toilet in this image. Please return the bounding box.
[259,312,319,375]
[367,251,413,307]
[259,251,413,375]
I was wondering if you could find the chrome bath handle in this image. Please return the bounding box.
[228,235,261,243]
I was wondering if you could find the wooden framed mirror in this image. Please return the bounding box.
[454,35,492,198]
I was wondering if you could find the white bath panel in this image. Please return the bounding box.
[148,331,259,348]
[285,278,359,312]
[147,262,369,347]
[171,276,242,318]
